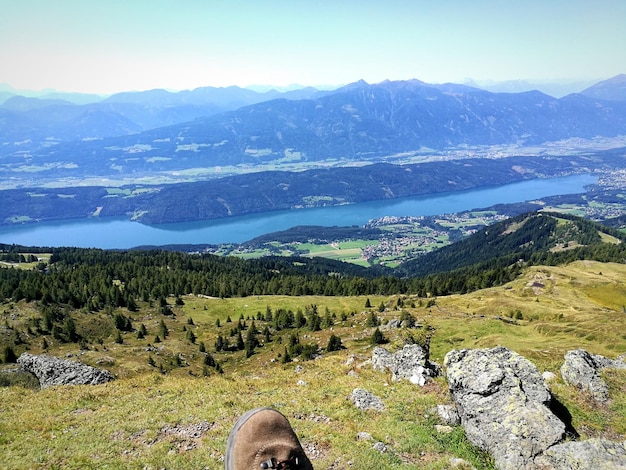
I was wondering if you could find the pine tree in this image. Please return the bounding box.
[371,328,386,345]
[203,353,216,367]
[236,331,244,350]
[159,319,169,338]
[186,329,196,344]
[365,311,379,327]
[327,334,343,352]
[263,326,271,343]
[63,317,79,342]
[281,347,292,364]
[215,334,224,352]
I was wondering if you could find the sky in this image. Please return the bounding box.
[1,0,625,94]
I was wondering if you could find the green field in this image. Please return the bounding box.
[1,261,625,469]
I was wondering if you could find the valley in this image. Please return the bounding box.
[2,75,626,469]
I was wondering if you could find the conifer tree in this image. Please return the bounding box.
[159,319,169,338]
[327,334,343,352]
[371,328,386,345]
[186,329,196,344]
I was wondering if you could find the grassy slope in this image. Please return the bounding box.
[1,261,625,469]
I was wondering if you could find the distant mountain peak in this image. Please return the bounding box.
[580,74,626,102]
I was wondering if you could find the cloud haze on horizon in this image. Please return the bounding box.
[1,0,625,94]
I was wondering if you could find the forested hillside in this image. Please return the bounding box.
[2,213,625,316]
[3,150,624,225]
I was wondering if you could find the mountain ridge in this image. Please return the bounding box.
[2,77,626,182]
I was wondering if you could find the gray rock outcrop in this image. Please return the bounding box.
[560,349,626,404]
[445,347,566,470]
[535,438,626,469]
[17,352,114,388]
[372,344,440,386]
[349,388,385,411]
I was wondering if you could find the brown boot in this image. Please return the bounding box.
[225,407,314,469]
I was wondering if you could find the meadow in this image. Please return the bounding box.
[1,261,625,469]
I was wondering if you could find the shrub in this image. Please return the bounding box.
[365,311,379,327]
[300,343,319,361]
[327,334,343,352]
[3,346,17,363]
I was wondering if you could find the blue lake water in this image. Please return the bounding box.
[0,174,596,249]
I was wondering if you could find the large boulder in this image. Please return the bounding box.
[535,438,626,469]
[445,347,566,470]
[17,352,114,388]
[372,344,440,386]
[560,349,626,404]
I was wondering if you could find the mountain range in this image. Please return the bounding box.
[1,75,626,187]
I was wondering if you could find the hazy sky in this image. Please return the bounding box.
[1,0,625,94]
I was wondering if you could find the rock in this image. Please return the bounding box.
[357,432,373,441]
[349,388,385,411]
[542,371,557,383]
[445,347,566,470]
[437,404,461,426]
[449,457,476,469]
[371,346,394,371]
[435,424,454,434]
[17,352,114,388]
[560,349,626,404]
[535,438,626,469]
[372,344,441,386]
[372,441,387,453]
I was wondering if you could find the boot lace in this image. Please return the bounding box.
[259,456,301,469]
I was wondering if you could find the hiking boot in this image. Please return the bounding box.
[225,407,314,469]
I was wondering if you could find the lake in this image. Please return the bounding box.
[0,174,596,249]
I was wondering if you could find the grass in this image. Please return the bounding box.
[1,261,625,469]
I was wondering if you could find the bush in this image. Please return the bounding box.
[0,370,40,389]
[399,310,416,327]
[3,346,17,363]
[327,334,343,352]
[365,311,379,327]
[300,343,319,361]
